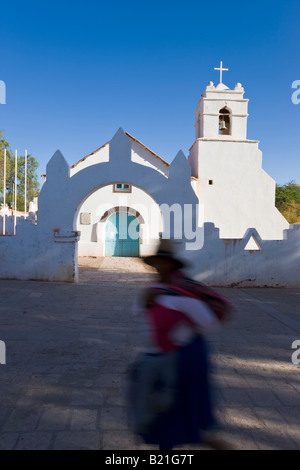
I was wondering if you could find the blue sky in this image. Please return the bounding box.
[0,0,299,187]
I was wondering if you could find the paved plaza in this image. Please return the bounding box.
[0,256,299,450]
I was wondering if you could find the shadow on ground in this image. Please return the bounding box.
[0,258,299,449]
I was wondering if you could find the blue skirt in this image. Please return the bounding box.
[140,336,216,449]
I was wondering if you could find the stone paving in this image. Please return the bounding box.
[0,256,299,450]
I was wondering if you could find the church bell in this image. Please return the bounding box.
[219,119,227,130]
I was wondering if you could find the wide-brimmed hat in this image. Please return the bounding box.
[143,238,186,269]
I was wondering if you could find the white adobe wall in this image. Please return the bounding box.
[130,139,169,176]
[70,143,109,176]
[189,139,289,240]
[70,136,169,178]
[183,223,300,288]
[76,184,163,257]
[0,220,79,282]
[0,215,23,235]
[1,220,299,286]
[0,213,37,235]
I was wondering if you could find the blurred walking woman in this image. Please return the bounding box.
[129,239,233,450]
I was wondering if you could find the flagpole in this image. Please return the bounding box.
[14,149,17,235]
[24,149,27,218]
[3,148,6,235]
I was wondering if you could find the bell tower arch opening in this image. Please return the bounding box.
[218,107,231,136]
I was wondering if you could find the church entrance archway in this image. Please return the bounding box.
[105,211,140,257]
[36,128,199,283]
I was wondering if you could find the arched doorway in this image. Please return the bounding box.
[105,211,140,257]
[36,129,199,282]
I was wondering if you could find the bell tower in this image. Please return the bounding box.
[194,62,249,140]
[188,62,289,241]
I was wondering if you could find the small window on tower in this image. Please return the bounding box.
[113,183,132,193]
[209,180,213,185]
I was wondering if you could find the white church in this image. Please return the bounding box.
[1,63,298,286]
[71,62,289,258]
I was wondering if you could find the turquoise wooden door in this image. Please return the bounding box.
[105,212,140,257]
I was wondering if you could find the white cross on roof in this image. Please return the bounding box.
[214,61,229,84]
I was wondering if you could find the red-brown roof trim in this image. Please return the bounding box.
[70,132,170,170]
[70,141,109,169]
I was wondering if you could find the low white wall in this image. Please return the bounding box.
[0,220,80,282]
[0,214,37,235]
[183,223,300,287]
[0,215,22,235]
[0,219,299,286]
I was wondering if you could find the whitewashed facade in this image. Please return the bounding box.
[0,73,299,286]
